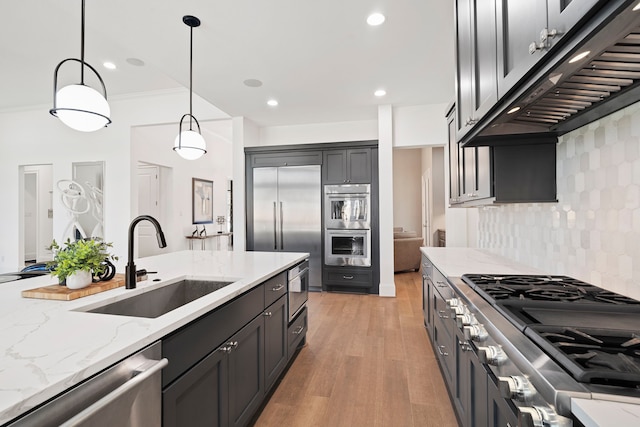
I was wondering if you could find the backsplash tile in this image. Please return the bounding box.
[478,102,640,300]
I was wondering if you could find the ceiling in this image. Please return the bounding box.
[0,0,455,128]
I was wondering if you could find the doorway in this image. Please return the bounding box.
[137,163,162,258]
[20,164,53,266]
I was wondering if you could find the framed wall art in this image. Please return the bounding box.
[192,178,213,224]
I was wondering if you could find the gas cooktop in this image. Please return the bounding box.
[462,274,640,389]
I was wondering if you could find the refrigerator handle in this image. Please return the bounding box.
[273,201,277,250]
[280,201,284,250]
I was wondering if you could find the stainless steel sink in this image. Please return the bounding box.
[83,279,234,318]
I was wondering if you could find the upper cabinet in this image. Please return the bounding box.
[456,0,498,138]
[496,0,601,99]
[323,148,372,184]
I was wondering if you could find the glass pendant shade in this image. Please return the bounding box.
[174,130,206,160]
[54,84,111,132]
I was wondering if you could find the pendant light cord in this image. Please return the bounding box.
[189,24,194,130]
[80,0,85,85]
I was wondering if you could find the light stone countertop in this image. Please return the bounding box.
[419,246,640,427]
[0,250,307,424]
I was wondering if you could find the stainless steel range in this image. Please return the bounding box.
[457,274,640,426]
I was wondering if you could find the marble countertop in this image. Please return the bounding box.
[420,247,640,427]
[420,247,543,277]
[0,250,307,424]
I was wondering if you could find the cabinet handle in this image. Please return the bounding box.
[263,311,272,317]
[271,284,285,291]
[437,345,449,357]
[342,275,354,280]
[459,341,471,352]
[438,310,449,319]
[293,325,304,335]
[540,28,558,43]
[529,41,544,55]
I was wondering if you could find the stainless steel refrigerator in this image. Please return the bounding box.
[251,165,321,290]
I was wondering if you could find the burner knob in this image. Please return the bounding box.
[452,304,469,316]
[478,345,507,365]
[446,297,460,308]
[498,375,536,401]
[463,324,488,341]
[517,406,564,427]
[456,312,477,328]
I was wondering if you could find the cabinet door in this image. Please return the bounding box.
[323,150,347,184]
[472,0,498,119]
[462,146,492,201]
[228,315,264,427]
[496,0,548,98]
[264,295,288,392]
[469,348,489,427]
[163,347,229,427]
[448,111,462,204]
[547,0,601,49]
[453,331,470,425]
[456,0,498,137]
[456,0,473,137]
[346,148,371,183]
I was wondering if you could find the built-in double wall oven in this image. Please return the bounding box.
[323,184,371,267]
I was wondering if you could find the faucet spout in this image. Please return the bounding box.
[126,215,167,289]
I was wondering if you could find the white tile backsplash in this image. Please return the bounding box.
[478,102,640,300]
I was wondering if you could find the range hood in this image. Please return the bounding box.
[466,0,640,146]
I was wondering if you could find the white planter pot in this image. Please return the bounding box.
[66,270,92,289]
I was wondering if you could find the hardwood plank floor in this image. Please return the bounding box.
[254,272,458,427]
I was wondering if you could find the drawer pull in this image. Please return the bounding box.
[263,311,272,317]
[292,325,304,335]
[343,275,354,280]
[437,345,449,357]
[272,284,285,291]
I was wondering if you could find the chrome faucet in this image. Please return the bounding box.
[126,215,167,289]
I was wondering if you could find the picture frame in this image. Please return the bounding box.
[192,178,213,224]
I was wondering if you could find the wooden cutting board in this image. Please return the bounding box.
[22,274,125,301]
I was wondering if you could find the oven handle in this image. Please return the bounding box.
[273,202,277,250]
[280,201,284,250]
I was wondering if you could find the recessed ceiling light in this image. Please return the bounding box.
[267,99,278,107]
[634,2,640,11]
[568,50,590,64]
[367,13,385,26]
[374,89,386,97]
[126,57,145,67]
[244,79,263,87]
[103,62,116,70]
[507,106,521,114]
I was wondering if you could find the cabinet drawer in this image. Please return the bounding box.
[263,271,287,307]
[324,268,372,287]
[162,285,264,387]
[288,307,307,360]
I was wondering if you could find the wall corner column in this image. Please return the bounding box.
[378,105,396,297]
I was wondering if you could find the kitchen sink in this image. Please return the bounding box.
[82,279,235,318]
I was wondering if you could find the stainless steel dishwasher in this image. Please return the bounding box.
[8,341,167,427]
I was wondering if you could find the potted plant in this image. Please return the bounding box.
[47,238,118,289]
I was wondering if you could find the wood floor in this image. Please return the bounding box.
[254,272,459,427]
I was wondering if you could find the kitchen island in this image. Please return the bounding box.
[421,247,640,427]
[0,250,307,425]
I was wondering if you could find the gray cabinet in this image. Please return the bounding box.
[323,148,372,184]
[162,273,304,427]
[447,106,463,205]
[323,266,373,292]
[288,307,307,360]
[461,145,492,203]
[264,295,287,393]
[454,330,489,427]
[456,0,498,138]
[496,0,601,99]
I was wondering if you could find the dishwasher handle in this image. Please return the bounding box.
[60,357,168,426]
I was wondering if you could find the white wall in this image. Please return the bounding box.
[257,120,378,146]
[393,148,423,235]
[393,104,449,148]
[130,121,233,255]
[0,89,228,273]
[479,102,640,300]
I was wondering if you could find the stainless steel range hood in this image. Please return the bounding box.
[466,0,640,146]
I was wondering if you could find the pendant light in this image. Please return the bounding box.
[174,15,207,160]
[50,0,111,132]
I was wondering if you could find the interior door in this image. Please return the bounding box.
[24,172,37,262]
[137,164,161,257]
[252,167,278,251]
